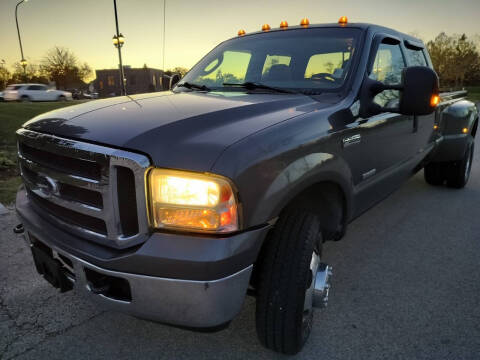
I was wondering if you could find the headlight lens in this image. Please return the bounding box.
[148,168,238,233]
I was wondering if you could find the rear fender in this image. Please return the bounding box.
[432,100,477,162]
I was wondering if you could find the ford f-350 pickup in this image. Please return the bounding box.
[15,18,478,354]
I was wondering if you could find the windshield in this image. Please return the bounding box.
[179,27,361,94]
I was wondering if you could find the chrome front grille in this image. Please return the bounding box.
[17,129,150,248]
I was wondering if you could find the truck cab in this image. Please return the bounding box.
[15,18,478,355]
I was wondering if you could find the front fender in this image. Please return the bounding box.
[251,153,353,226]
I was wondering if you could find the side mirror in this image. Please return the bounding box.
[399,66,439,116]
[359,66,439,118]
[169,74,181,89]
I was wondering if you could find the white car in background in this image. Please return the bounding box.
[3,84,72,102]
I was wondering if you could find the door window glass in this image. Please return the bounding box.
[369,43,406,107]
[27,85,45,90]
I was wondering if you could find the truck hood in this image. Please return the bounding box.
[23,91,320,171]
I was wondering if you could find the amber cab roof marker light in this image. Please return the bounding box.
[300,18,310,27]
[280,20,288,29]
[238,29,246,36]
[261,24,271,31]
[338,16,348,25]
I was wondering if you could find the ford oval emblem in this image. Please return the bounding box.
[38,175,60,197]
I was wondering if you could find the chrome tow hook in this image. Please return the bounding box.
[312,263,333,308]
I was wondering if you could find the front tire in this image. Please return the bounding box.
[58,95,66,101]
[20,95,31,102]
[255,209,322,355]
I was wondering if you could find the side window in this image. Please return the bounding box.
[405,47,427,67]
[369,43,406,107]
[27,85,41,90]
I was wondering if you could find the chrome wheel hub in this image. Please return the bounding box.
[303,252,333,315]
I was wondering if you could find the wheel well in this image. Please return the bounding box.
[249,181,347,293]
[282,181,347,241]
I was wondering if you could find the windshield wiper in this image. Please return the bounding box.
[176,82,210,91]
[223,82,297,94]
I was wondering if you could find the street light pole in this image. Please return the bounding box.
[112,0,126,95]
[15,0,28,79]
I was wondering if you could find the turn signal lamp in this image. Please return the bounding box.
[433,124,439,130]
[338,16,348,25]
[280,20,288,28]
[148,168,238,233]
[300,17,310,27]
[262,24,271,31]
[462,127,469,134]
[430,94,440,107]
[238,29,246,36]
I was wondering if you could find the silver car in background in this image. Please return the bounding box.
[3,83,72,102]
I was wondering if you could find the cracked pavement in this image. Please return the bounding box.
[1,143,480,359]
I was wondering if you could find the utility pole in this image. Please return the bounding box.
[15,0,28,80]
[112,0,127,95]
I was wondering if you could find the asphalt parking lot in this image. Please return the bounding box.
[1,144,480,360]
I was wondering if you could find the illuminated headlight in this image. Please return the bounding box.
[147,168,239,233]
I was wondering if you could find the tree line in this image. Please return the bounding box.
[0,47,92,90]
[427,33,480,89]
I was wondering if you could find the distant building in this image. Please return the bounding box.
[94,66,170,97]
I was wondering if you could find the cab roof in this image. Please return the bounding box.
[233,22,424,47]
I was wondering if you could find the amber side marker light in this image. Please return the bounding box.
[430,94,440,107]
[261,24,271,31]
[300,18,310,27]
[338,16,348,25]
[238,29,246,36]
[280,20,288,28]
[433,124,439,130]
[462,127,469,134]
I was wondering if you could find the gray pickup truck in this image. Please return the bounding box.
[15,18,478,354]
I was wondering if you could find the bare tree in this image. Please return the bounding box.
[8,62,48,85]
[41,47,92,89]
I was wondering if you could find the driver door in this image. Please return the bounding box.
[342,37,416,215]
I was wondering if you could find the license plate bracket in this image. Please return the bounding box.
[31,244,73,292]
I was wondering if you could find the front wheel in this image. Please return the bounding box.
[58,95,66,101]
[255,209,331,354]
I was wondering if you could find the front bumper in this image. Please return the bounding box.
[16,188,270,327]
